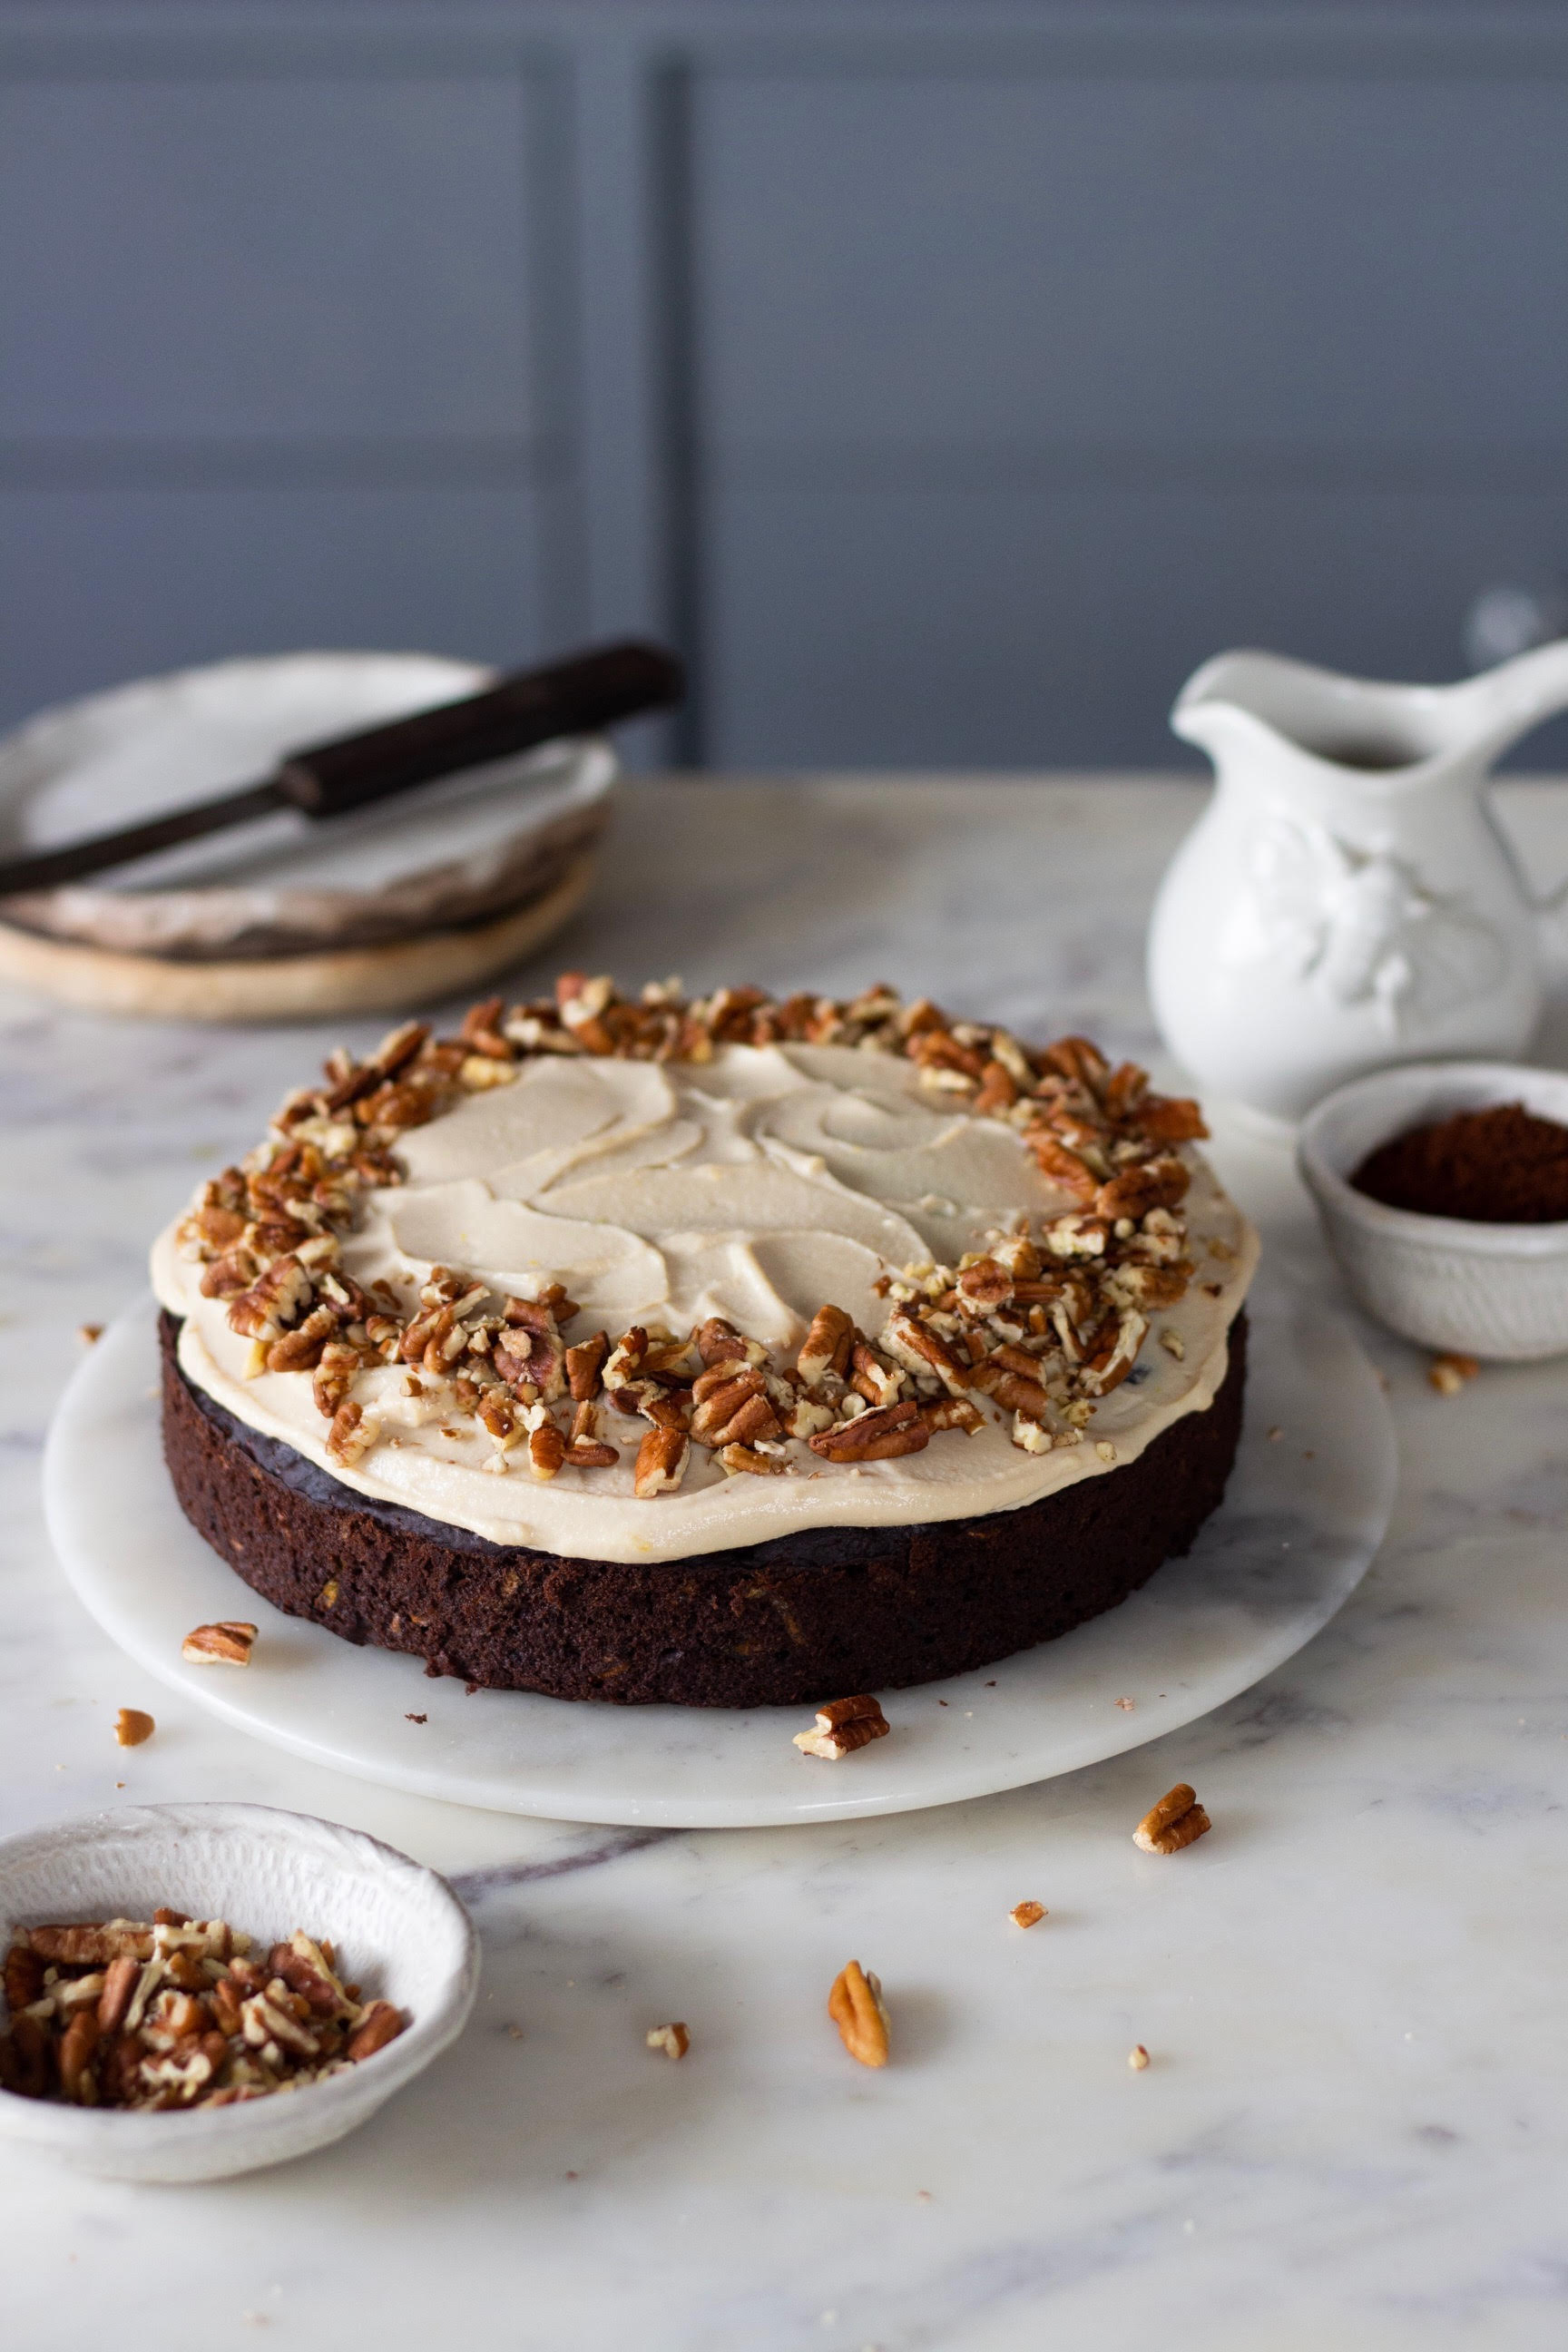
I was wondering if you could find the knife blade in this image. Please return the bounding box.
[0,639,684,899]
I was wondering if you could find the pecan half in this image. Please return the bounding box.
[1133,1783,1211,1855]
[346,2001,407,2062]
[793,1694,890,1759]
[808,1399,929,1463]
[797,1303,854,1385]
[633,1427,689,1499]
[1095,1155,1191,1222]
[828,1961,889,2068]
[566,1330,609,1401]
[181,1621,258,1668]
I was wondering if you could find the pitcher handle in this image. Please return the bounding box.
[1446,642,1568,912]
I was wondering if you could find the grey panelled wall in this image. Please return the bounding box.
[3,5,1568,769]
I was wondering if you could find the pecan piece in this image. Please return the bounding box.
[566,1330,609,1401]
[265,1302,338,1374]
[58,2009,102,2104]
[828,1961,889,2069]
[1136,1093,1208,1142]
[793,1694,890,1759]
[1095,1155,1191,1222]
[326,1398,379,1466]
[347,2001,406,2062]
[1026,1132,1100,1204]
[1009,1902,1047,1929]
[882,1309,973,1396]
[694,1316,745,1366]
[1133,1783,1211,1855]
[690,1368,775,1446]
[919,1396,985,1435]
[645,2021,691,2060]
[4,1944,44,2015]
[95,1955,141,2036]
[808,1399,929,1463]
[114,1709,155,1749]
[564,1440,619,1469]
[718,1442,787,1475]
[956,1257,1014,1313]
[971,1060,1019,1116]
[797,1303,853,1385]
[29,1923,153,1967]
[633,1427,689,1498]
[181,1621,258,1668]
[529,1421,566,1481]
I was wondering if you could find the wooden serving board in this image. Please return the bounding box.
[0,858,593,1023]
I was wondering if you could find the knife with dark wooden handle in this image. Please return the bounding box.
[0,639,684,898]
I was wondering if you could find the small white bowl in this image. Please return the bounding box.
[1298,1062,1568,1360]
[0,1803,477,2182]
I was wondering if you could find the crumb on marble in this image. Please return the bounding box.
[1129,2043,1150,2071]
[1009,1901,1046,1929]
[1428,1351,1479,1397]
[114,1708,154,1748]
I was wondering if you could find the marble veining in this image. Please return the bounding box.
[1,778,1566,2347]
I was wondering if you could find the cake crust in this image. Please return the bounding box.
[160,1308,1247,1709]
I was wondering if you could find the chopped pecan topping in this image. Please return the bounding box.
[167,983,1228,1494]
[0,1912,406,2110]
[114,1709,155,1749]
[645,2022,691,2060]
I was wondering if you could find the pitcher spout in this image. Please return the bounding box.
[1171,649,1456,778]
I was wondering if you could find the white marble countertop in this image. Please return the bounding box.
[4,774,1568,2350]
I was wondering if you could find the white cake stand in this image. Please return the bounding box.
[44,1276,1394,1828]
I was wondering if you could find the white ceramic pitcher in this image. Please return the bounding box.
[1146,643,1567,1122]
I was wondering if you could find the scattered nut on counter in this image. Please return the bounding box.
[181,1621,258,1667]
[645,2022,690,2060]
[113,1709,155,1749]
[828,1960,889,2068]
[1008,1901,1047,1929]
[0,1909,406,2109]
[792,1694,890,1760]
[1133,1782,1211,1855]
[1128,2043,1151,2071]
[76,1323,103,1348]
[1428,1351,1480,1396]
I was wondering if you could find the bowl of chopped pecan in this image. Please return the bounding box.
[0,1802,476,2180]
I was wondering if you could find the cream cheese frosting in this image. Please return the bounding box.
[152,1039,1258,1565]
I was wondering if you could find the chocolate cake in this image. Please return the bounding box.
[152,979,1257,1706]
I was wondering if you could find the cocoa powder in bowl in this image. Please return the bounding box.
[1351,1102,1568,1224]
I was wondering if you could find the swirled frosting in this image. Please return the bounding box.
[152,1039,1257,1564]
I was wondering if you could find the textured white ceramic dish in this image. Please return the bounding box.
[44,1273,1394,1828]
[0,1803,477,2182]
[0,652,615,956]
[1298,1061,1568,1358]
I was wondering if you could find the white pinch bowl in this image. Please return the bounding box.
[1297,1061,1568,1359]
[0,1803,477,2182]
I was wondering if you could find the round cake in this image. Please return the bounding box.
[152,978,1259,1706]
